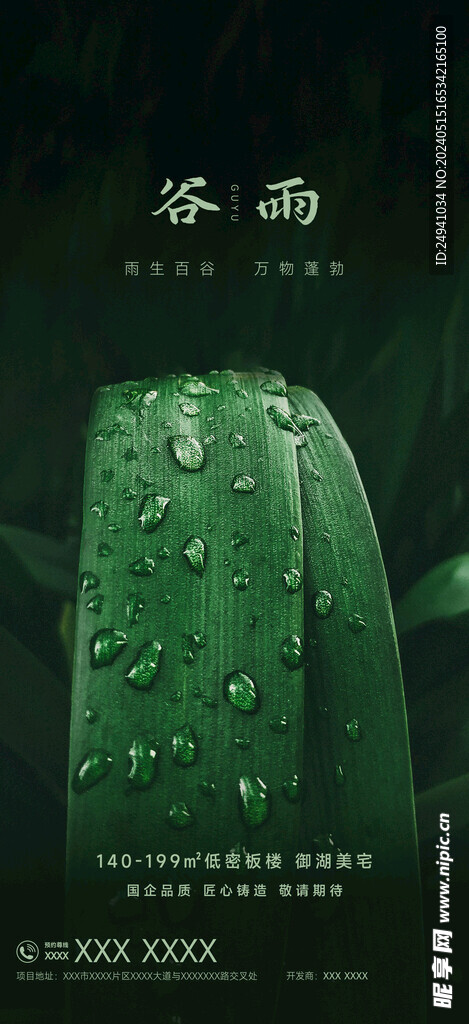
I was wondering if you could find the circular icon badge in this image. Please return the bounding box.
[16,940,39,963]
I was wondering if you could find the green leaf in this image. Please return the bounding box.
[394,554,469,635]
[67,372,426,1024]
[0,524,79,599]
[0,625,69,804]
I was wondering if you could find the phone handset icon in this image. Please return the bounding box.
[16,940,39,963]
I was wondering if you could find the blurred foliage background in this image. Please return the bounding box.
[0,1,468,1019]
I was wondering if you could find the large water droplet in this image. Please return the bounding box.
[126,640,162,690]
[231,474,256,493]
[168,435,205,471]
[345,718,361,741]
[229,432,246,448]
[335,764,346,786]
[269,716,288,734]
[283,568,302,593]
[280,635,304,670]
[232,568,249,591]
[183,536,206,576]
[179,401,200,417]
[72,749,112,793]
[223,670,260,713]
[97,542,113,557]
[126,592,144,627]
[231,530,249,549]
[180,380,218,397]
[128,737,160,789]
[90,629,128,668]
[87,594,104,614]
[167,802,195,828]
[138,494,170,532]
[80,571,100,594]
[239,776,271,828]
[348,613,367,634]
[129,556,155,576]
[172,723,198,766]
[260,379,287,397]
[313,590,334,618]
[282,774,301,803]
[266,406,301,434]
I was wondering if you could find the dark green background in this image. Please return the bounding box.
[1,2,468,1021]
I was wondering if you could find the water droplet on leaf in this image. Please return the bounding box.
[231,530,249,549]
[167,802,195,828]
[122,487,137,501]
[85,708,98,723]
[126,592,144,626]
[239,776,271,828]
[290,526,300,541]
[260,379,287,397]
[80,571,100,594]
[138,494,170,532]
[179,401,200,417]
[269,716,288,734]
[180,380,218,397]
[100,469,114,483]
[168,435,205,471]
[232,568,249,591]
[223,670,260,713]
[172,723,198,766]
[231,474,256,493]
[72,749,112,793]
[183,536,206,576]
[90,629,128,668]
[87,594,104,614]
[229,432,246,448]
[128,737,160,789]
[346,718,361,741]
[198,781,216,798]
[129,556,155,576]
[97,542,113,557]
[235,737,250,749]
[348,613,366,634]
[266,406,301,434]
[313,590,334,618]
[282,774,301,803]
[283,568,302,593]
[335,764,346,786]
[126,640,162,690]
[90,501,109,518]
[280,635,304,670]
